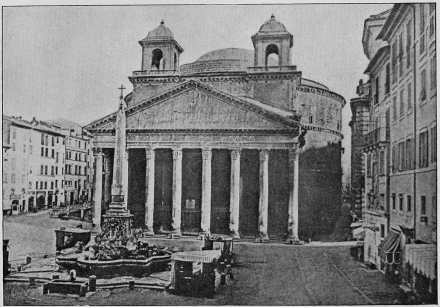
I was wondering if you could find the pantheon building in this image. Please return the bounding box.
[86,15,345,241]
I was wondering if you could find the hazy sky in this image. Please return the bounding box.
[3,3,393,184]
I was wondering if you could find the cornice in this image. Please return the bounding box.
[297,85,346,106]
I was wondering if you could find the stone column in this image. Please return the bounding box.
[93,150,103,229]
[144,148,155,236]
[286,148,300,243]
[122,149,129,209]
[200,148,212,235]
[171,148,182,237]
[103,153,112,206]
[258,149,270,242]
[229,149,241,239]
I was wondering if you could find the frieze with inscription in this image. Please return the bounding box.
[126,89,288,130]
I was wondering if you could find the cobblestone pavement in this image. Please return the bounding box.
[4,242,403,305]
[3,210,92,264]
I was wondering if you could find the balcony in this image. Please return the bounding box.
[363,127,390,147]
[247,66,297,73]
[132,70,180,76]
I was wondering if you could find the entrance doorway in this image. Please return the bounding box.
[28,197,34,211]
[70,192,74,205]
[239,150,259,238]
[48,195,53,208]
[181,149,202,235]
[210,149,231,235]
[153,149,173,233]
[37,196,45,210]
[268,150,289,239]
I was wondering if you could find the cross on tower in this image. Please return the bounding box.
[118,85,126,99]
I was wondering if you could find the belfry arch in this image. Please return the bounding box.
[151,49,164,70]
[265,44,280,67]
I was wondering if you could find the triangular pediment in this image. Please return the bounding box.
[87,80,299,131]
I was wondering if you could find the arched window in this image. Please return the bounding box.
[265,44,279,67]
[151,49,164,70]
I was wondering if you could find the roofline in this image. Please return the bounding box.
[376,4,411,41]
[139,38,184,53]
[364,45,390,74]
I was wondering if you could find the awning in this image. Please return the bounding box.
[405,244,437,279]
[379,230,400,253]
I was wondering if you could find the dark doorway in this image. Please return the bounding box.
[181,149,202,235]
[268,150,289,239]
[70,192,74,205]
[210,149,231,235]
[28,197,34,211]
[128,149,146,229]
[239,149,259,238]
[153,149,173,233]
[47,195,53,209]
[37,196,45,210]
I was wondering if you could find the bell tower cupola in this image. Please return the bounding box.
[252,15,293,67]
[139,20,184,74]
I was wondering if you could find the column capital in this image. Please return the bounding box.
[259,149,269,162]
[289,148,300,161]
[231,149,241,161]
[172,148,182,160]
[93,147,103,156]
[145,147,155,160]
[202,148,212,160]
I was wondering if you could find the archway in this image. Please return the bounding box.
[265,44,279,67]
[37,195,45,210]
[28,196,35,212]
[151,49,164,70]
[12,200,19,214]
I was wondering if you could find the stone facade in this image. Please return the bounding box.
[87,16,345,241]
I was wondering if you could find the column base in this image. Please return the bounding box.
[285,238,303,245]
[168,229,181,239]
[199,230,211,237]
[256,232,270,243]
[230,231,240,240]
[143,228,155,237]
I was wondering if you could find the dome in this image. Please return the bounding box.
[256,14,290,35]
[195,48,278,66]
[144,21,174,40]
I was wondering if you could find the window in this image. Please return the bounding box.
[421,69,427,101]
[407,83,412,110]
[45,148,48,157]
[400,89,405,118]
[407,195,412,212]
[367,154,372,177]
[379,150,385,175]
[56,152,59,163]
[374,77,379,104]
[430,6,435,37]
[419,130,429,167]
[79,166,82,175]
[45,135,48,146]
[41,147,44,156]
[62,168,63,175]
[40,165,44,175]
[392,42,397,84]
[399,141,406,171]
[23,144,26,153]
[380,224,385,238]
[12,143,15,151]
[393,96,397,120]
[40,182,43,190]
[399,194,403,211]
[431,126,437,162]
[61,180,64,188]
[50,182,54,189]
[29,145,33,155]
[430,55,436,90]
[57,136,59,144]
[51,149,54,158]
[407,21,412,68]
[41,134,44,145]
[52,136,54,146]
[399,33,404,77]
[406,139,413,170]
[421,195,427,215]
[45,165,48,175]
[51,166,54,176]
[35,182,38,190]
[56,167,58,175]
[55,180,58,188]
[385,64,390,94]
[44,182,47,190]
[74,181,77,189]
[12,128,16,139]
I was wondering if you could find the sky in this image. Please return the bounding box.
[2,2,393,185]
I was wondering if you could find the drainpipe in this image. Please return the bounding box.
[412,4,417,243]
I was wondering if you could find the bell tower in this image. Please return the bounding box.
[139,21,184,73]
[252,15,293,67]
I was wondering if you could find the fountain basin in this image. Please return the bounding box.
[57,254,171,278]
[43,279,88,296]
